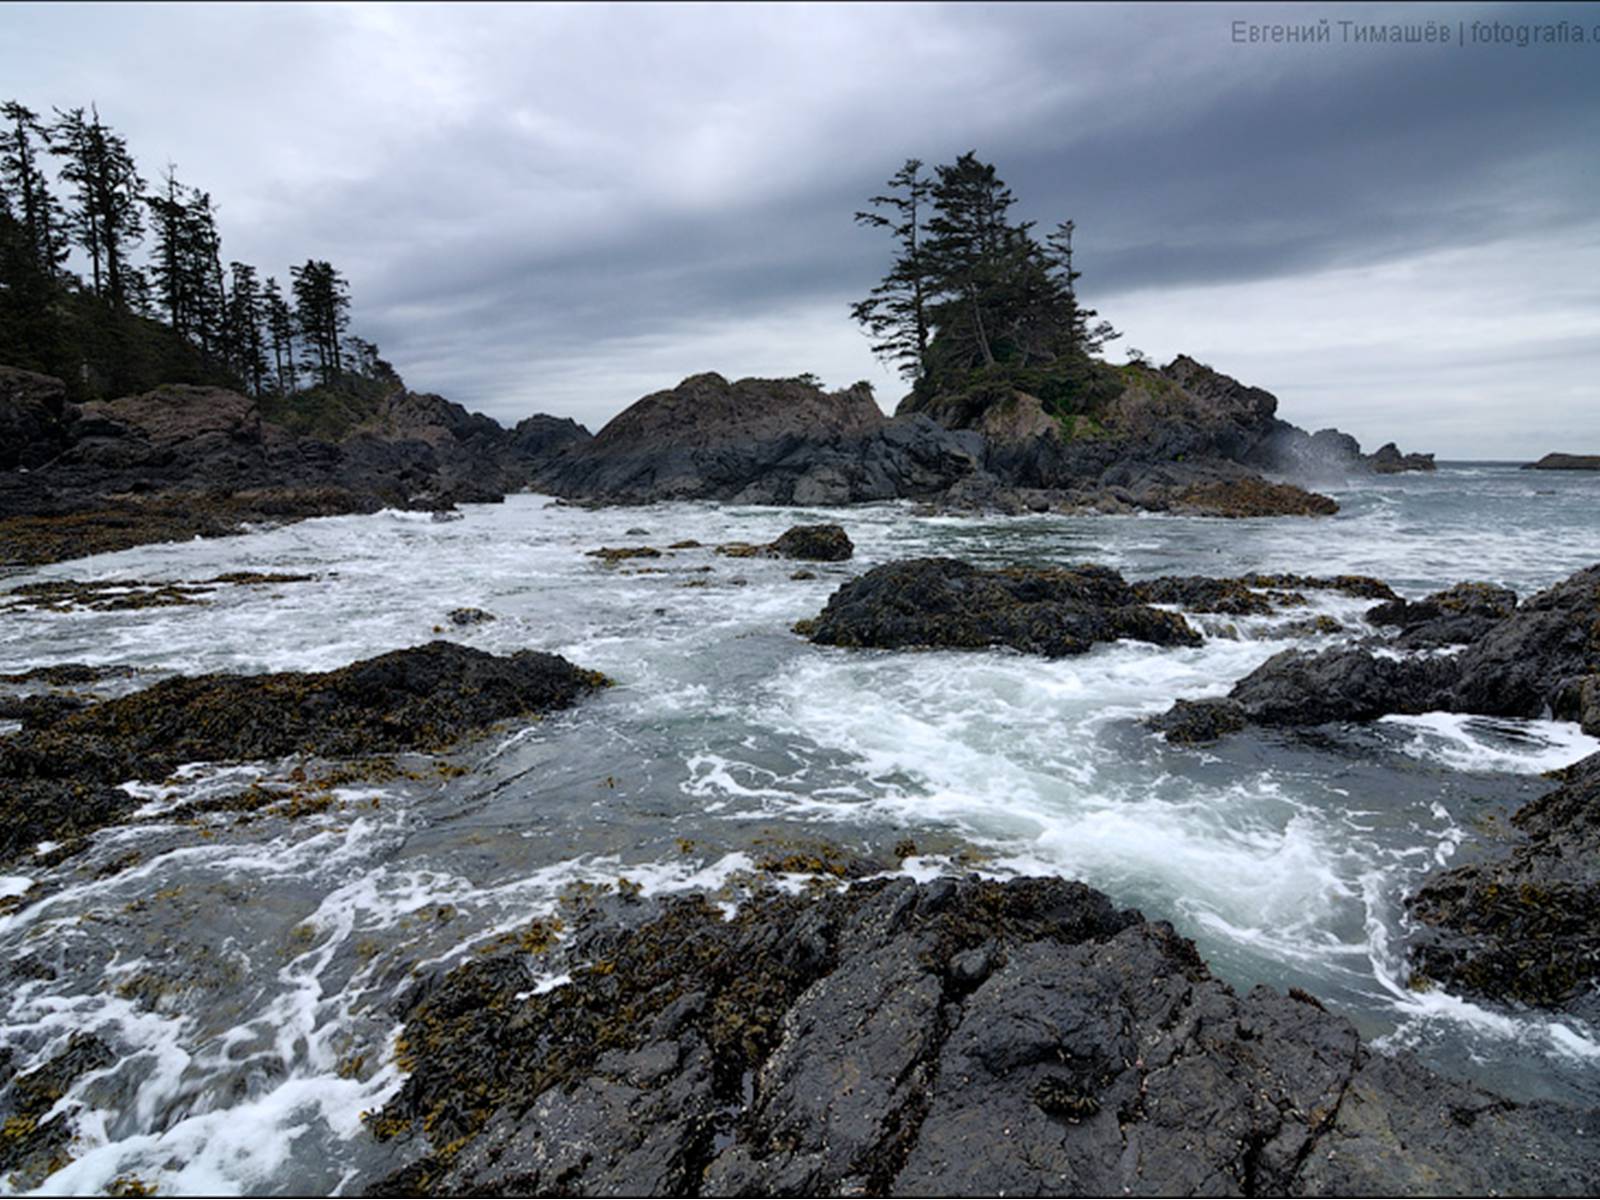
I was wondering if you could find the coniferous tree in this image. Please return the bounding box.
[180,190,227,363]
[146,164,192,334]
[226,261,265,395]
[263,275,297,393]
[1044,221,1118,356]
[0,101,68,278]
[290,259,350,386]
[854,151,1121,412]
[850,159,933,382]
[50,105,145,310]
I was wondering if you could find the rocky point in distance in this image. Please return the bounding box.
[2,352,1433,567]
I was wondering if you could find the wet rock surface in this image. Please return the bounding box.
[1132,573,1396,616]
[0,368,591,566]
[0,642,607,867]
[1152,562,1600,742]
[1171,478,1339,518]
[3,572,315,613]
[1407,750,1600,1013]
[766,523,854,561]
[1524,453,1600,471]
[366,875,1600,1197]
[800,558,1201,657]
[0,1033,115,1187]
[1367,581,1519,648]
[534,373,983,505]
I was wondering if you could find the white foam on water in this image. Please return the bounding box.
[1,477,1597,1190]
[1381,712,1600,775]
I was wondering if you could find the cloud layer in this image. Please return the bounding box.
[5,2,1597,456]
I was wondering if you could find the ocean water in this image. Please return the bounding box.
[1,462,1598,1195]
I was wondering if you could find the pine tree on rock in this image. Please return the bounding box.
[50,105,145,310]
[0,101,68,278]
[263,275,297,394]
[291,259,350,386]
[850,158,933,382]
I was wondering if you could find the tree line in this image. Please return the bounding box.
[852,152,1121,413]
[0,99,389,400]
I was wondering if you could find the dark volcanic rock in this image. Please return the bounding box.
[0,365,73,470]
[1227,648,1460,727]
[509,413,591,465]
[1524,453,1600,471]
[367,875,1600,1198]
[1133,573,1395,616]
[1153,563,1600,742]
[1171,478,1339,518]
[0,366,585,564]
[1367,441,1436,473]
[1449,565,1600,726]
[1408,750,1600,1010]
[1368,581,1519,648]
[801,558,1201,657]
[0,642,607,865]
[1147,697,1249,744]
[768,523,854,562]
[533,373,982,505]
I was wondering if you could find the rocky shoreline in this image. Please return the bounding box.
[366,874,1598,1197]
[6,348,1596,1194]
[2,533,1599,1192]
[3,351,1441,568]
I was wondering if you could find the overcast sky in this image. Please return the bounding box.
[5,1,1598,456]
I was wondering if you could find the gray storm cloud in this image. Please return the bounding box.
[4,1,1597,457]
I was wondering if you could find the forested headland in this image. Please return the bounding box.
[0,98,389,421]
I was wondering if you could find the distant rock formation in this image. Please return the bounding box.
[1524,452,1600,471]
[0,364,589,565]
[533,373,984,504]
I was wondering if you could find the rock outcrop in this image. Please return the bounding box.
[1151,563,1600,743]
[0,642,607,866]
[0,367,592,565]
[534,373,983,505]
[1524,453,1600,471]
[367,874,1600,1197]
[1407,749,1600,1012]
[798,558,1201,657]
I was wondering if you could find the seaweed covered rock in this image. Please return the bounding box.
[0,1033,115,1187]
[768,523,854,562]
[367,876,1600,1197]
[1228,647,1461,727]
[1407,751,1600,1010]
[801,558,1201,658]
[1368,581,1518,648]
[1171,478,1339,518]
[1132,572,1396,616]
[0,642,607,864]
[1152,563,1600,743]
[1449,565,1600,721]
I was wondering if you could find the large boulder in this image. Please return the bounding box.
[510,413,592,466]
[533,373,983,504]
[0,641,608,864]
[1152,563,1600,742]
[799,558,1201,657]
[0,365,73,470]
[1408,750,1600,1011]
[367,874,1600,1197]
[1524,453,1600,471]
